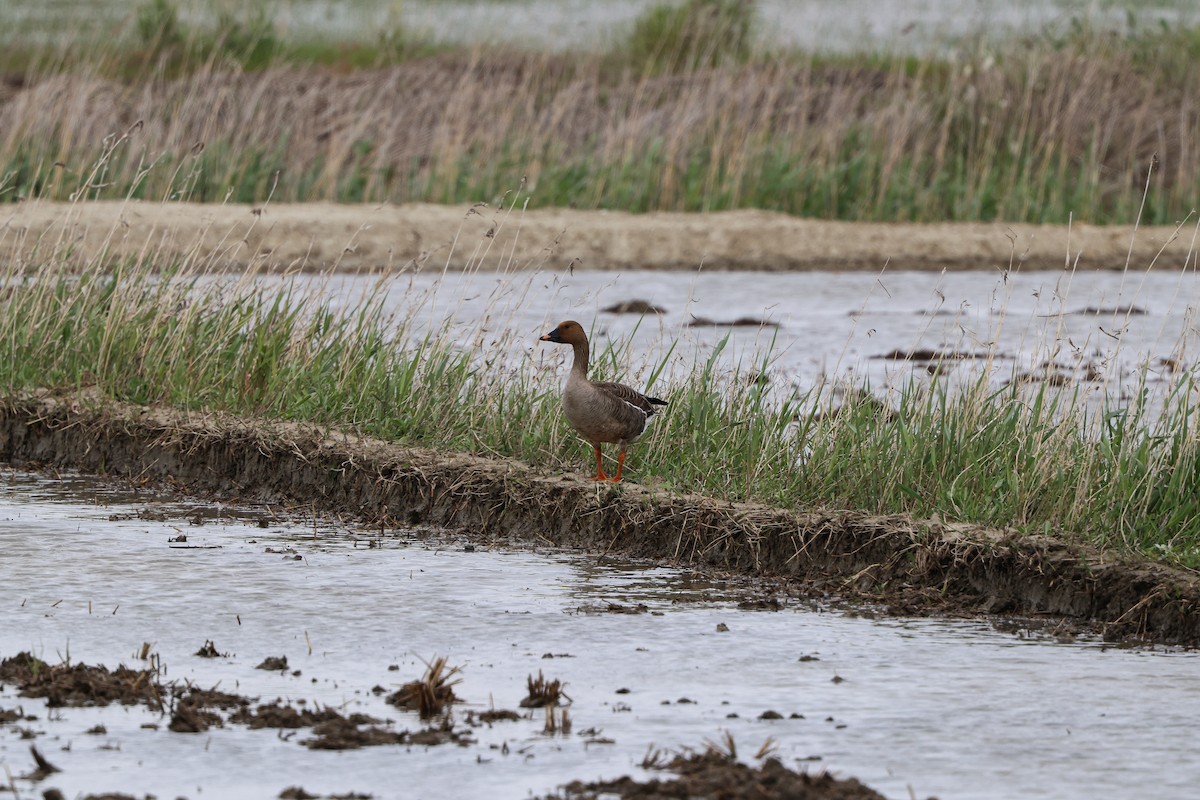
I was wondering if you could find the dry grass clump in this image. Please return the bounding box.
[520,670,571,708]
[520,670,572,735]
[387,656,463,719]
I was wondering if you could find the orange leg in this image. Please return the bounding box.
[611,448,627,483]
[592,446,609,481]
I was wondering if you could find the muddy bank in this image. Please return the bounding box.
[1,200,1189,273]
[2,391,1199,646]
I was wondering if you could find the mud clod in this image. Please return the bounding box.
[169,686,252,732]
[0,706,32,724]
[304,716,409,750]
[232,701,349,730]
[595,602,648,615]
[280,788,319,800]
[0,653,162,709]
[256,655,289,671]
[544,750,887,800]
[169,702,223,733]
[470,709,521,724]
[194,640,227,658]
[687,315,779,328]
[603,300,666,315]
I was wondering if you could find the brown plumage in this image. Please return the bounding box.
[539,320,667,482]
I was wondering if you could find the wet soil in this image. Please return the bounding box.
[4,649,866,799]
[0,652,164,710]
[544,751,888,800]
[0,649,472,752]
[3,390,1200,647]
[1,201,1187,273]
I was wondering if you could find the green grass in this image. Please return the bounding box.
[3,209,1200,567]
[0,122,1190,227]
[3,5,1200,564]
[618,0,756,75]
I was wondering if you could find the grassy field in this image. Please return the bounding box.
[3,200,1200,567]
[3,2,1200,566]
[0,1,1198,223]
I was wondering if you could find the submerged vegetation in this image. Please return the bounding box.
[0,1,1197,223]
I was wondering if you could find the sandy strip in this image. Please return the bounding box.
[2,200,1195,272]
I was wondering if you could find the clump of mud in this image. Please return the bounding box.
[0,705,34,723]
[305,715,411,750]
[169,686,252,732]
[256,655,290,670]
[280,788,373,799]
[603,300,666,314]
[0,652,163,709]
[0,651,468,751]
[231,699,345,730]
[546,750,887,800]
[194,640,227,658]
[467,708,522,724]
[687,315,779,328]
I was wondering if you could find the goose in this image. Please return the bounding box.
[539,320,667,482]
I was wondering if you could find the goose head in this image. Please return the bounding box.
[539,320,588,346]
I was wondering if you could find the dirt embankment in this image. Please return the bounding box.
[2,391,1199,646]
[2,200,1192,272]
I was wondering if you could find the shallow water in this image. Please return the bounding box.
[287,265,1200,417]
[4,1,1195,54]
[387,0,1198,55]
[3,470,1200,799]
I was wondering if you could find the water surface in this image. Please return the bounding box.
[2,470,1199,799]
[284,265,1200,418]
[4,1,1196,54]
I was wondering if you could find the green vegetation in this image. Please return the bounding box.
[0,2,1198,223]
[620,0,756,74]
[2,3,1200,564]
[2,204,1199,566]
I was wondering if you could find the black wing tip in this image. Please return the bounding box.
[648,396,668,406]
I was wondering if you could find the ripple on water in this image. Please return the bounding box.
[2,470,1199,800]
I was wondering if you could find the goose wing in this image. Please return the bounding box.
[592,381,668,418]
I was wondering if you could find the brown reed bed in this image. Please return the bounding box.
[0,38,1195,223]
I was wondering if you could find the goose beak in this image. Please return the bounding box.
[539,328,561,343]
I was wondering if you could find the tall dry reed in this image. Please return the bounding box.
[0,39,1196,222]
